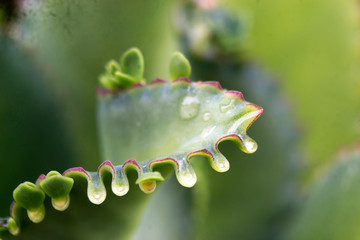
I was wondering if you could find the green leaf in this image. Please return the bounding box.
[120,48,144,82]
[169,52,191,80]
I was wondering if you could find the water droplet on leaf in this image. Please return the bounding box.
[112,183,129,196]
[216,158,230,172]
[245,139,257,153]
[178,160,197,187]
[203,111,212,121]
[220,99,235,113]
[88,188,106,205]
[180,96,200,120]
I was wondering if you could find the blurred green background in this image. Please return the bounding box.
[0,0,359,239]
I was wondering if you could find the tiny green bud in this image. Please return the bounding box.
[120,47,144,82]
[40,171,74,211]
[13,182,45,211]
[136,172,164,194]
[169,52,191,80]
[105,60,121,75]
[99,74,116,90]
[7,218,20,236]
[13,182,46,223]
[40,173,73,200]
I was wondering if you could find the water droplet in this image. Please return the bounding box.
[112,183,129,196]
[88,188,106,205]
[245,139,257,153]
[180,96,200,120]
[220,99,235,113]
[181,172,197,187]
[178,160,197,187]
[203,112,212,121]
[201,126,216,138]
[210,151,230,172]
[216,158,230,172]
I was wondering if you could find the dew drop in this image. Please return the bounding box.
[245,139,258,153]
[112,183,129,196]
[178,160,197,187]
[216,158,230,172]
[88,188,106,205]
[118,185,125,192]
[203,112,212,121]
[181,172,197,187]
[220,99,235,113]
[211,151,230,172]
[180,96,200,120]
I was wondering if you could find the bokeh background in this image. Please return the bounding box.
[0,0,359,239]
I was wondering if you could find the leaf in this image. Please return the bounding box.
[120,47,144,82]
[169,52,192,80]
[0,79,262,239]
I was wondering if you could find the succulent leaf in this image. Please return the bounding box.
[0,79,262,238]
